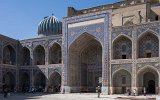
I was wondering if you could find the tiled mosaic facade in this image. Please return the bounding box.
[1,0,160,95]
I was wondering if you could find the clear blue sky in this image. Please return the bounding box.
[0,0,120,40]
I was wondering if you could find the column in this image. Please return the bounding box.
[45,47,49,65]
[131,28,137,94]
[30,48,34,66]
[158,75,160,95]
[44,68,49,92]
[101,14,110,95]
[16,69,19,92]
[0,67,2,92]
[30,69,34,89]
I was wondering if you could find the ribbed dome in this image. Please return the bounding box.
[38,16,62,36]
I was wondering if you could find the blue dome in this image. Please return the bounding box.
[38,16,62,36]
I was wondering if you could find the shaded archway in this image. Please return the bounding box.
[20,72,30,92]
[137,67,159,94]
[21,47,30,66]
[3,45,16,65]
[69,33,102,93]
[34,72,46,92]
[112,69,131,94]
[33,45,45,65]
[49,72,61,93]
[3,72,15,92]
[113,35,132,59]
[138,32,159,58]
[49,43,62,64]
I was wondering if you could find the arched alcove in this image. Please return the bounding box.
[49,43,62,64]
[21,47,30,66]
[49,72,61,93]
[34,72,46,92]
[69,33,102,92]
[3,45,16,65]
[112,69,131,94]
[3,72,16,92]
[33,45,45,65]
[137,67,159,94]
[113,35,132,59]
[138,32,159,58]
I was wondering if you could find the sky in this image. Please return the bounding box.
[0,0,120,40]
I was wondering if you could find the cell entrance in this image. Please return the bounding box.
[3,72,15,92]
[34,72,46,92]
[143,72,156,94]
[20,73,30,92]
[49,72,61,93]
[148,80,155,94]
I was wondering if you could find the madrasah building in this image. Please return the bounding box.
[0,0,160,95]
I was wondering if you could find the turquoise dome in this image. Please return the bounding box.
[38,16,62,36]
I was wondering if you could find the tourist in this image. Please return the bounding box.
[133,89,136,96]
[143,87,146,96]
[97,86,101,98]
[127,89,130,96]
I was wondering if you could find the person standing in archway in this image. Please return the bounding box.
[97,86,101,98]
[143,87,146,96]
[133,89,136,96]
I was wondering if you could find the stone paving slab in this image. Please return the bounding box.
[0,93,158,100]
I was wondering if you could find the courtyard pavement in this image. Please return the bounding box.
[0,93,158,100]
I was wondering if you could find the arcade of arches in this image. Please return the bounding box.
[69,33,102,92]
[111,31,160,94]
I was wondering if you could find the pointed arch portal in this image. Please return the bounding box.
[69,33,102,93]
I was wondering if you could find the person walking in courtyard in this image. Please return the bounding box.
[97,86,101,98]
[133,89,136,96]
[127,88,131,96]
[143,87,146,96]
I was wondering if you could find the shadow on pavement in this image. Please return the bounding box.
[0,93,52,100]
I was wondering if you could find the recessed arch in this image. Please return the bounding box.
[69,32,102,93]
[138,30,158,39]
[33,45,45,65]
[34,72,46,92]
[48,72,61,93]
[20,72,30,92]
[49,41,62,48]
[112,35,132,59]
[3,45,16,65]
[112,69,131,94]
[49,43,62,64]
[69,32,103,48]
[21,47,31,66]
[3,71,16,92]
[137,66,159,94]
[137,31,159,58]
